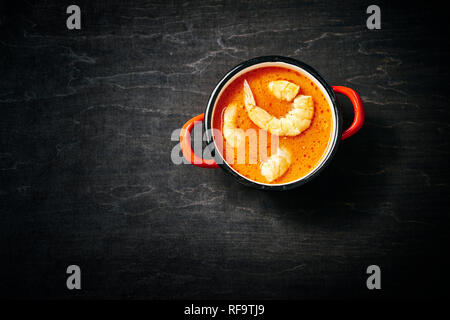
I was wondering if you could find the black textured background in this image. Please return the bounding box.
[1,0,449,299]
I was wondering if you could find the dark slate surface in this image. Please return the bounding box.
[0,0,449,299]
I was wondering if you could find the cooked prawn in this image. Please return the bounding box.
[223,102,245,148]
[260,147,292,182]
[243,80,314,136]
[268,80,299,102]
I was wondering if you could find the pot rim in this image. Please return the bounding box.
[204,56,342,191]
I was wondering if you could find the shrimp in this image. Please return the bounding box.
[268,80,299,102]
[260,147,292,183]
[223,102,245,148]
[243,80,314,136]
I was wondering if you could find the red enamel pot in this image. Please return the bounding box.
[180,56,364,190]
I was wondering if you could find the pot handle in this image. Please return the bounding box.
[332,86,365,140]
[180,113,219,168]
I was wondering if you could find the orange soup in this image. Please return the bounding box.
[212,66,333,184]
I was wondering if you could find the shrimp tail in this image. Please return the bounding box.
[243,80,256,110]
